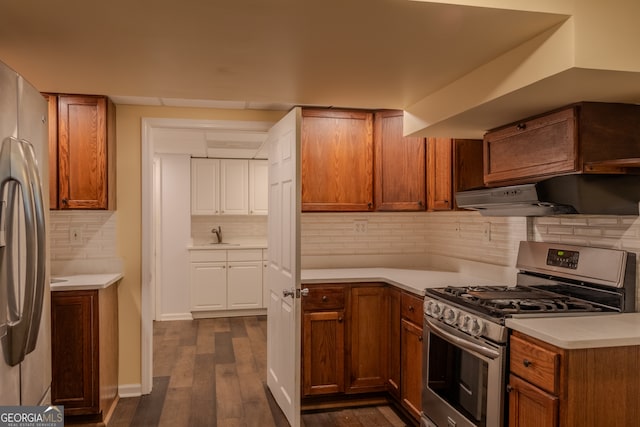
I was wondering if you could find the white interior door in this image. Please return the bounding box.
[266,107,301,426]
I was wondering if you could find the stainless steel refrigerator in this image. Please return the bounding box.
[0,60,50,406]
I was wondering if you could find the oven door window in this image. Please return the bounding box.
[428,332,488,424]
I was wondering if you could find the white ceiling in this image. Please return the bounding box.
[0,0,568,119]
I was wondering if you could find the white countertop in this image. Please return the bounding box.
[50,273,124,292]
[506,313,640,349]
[189,243,267,250]
[301,268,501,296]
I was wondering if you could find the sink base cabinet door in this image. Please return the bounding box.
[227,261,263,309]
[191,262,227,311]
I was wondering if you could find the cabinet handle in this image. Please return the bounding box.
[516,123,527,131]
[338,316,343,323]
[322,295,328,302]
[409,305,415,312]
[367,202,373,209]
[418,336,423,342]
[506,385,513,393]
[62,198,68,205]
[523,359,532,368]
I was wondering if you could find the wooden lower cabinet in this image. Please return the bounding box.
[302,283,423,425]
[347,286,388,393]
[400,319,423,420]
[303,310,345,395]
[51,285,119,421]
[508,374,558,427]
[508,331,640,427]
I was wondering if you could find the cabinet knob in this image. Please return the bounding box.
[367,202,373,209]
[322,295,328,302]
[62,198,68,205]
[506,385,513,393]
[523,359,532,368]
[516,123,527,131]
[338,316,343,323]
[418,336,423,342]
[409,305,415,312]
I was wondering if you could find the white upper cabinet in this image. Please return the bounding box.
[191,158,220,215]
[249,159,268,215]
[220,159,249,215]
[191,158,268,216]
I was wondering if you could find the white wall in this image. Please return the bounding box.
[156,154,192,320]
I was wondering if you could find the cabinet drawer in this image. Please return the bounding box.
[227,249,262,261]
[484,107,577,186]
[303,286,345,310]
[510,334,560,394]
[190,250,226,263]
[401,292,423,325]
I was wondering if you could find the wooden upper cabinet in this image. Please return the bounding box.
[56,94,116,209]
[44,93,58,209]
[301,108,374,211]
[374,110,425,211]
[427,138,484,211]
[426,137,453,211]
[484,102,640,187]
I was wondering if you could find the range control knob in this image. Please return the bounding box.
[459,314,472,333]
[469,318,485,337]
[424,300,434,317]
[431,302,444,319]
[443,307,459,325]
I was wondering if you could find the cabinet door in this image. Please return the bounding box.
[484,107,577,186]
[426,137,453,211]
[44,93,59,209]
[227,261,262,309]
[452,139,484,195]
[220,159,249,214]
[401,318,423,421]
[51,291,98,414]
[190,262,227,310]
[249,159,268,215]
[303,310,345,396]
[57,95,110,209]
[347,286,388,393]
[508,375,559,427]
[191,158,219,215]
[374,111,426,211]
[301,109,373,211]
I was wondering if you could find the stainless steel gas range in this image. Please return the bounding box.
[420,241,636,427]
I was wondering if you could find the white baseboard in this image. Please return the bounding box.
[119,383,144,398]
[191,308,267,319]
[157,312,194,321]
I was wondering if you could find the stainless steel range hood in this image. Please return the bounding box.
[455,174,640,216]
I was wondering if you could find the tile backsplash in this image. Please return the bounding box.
[191,215,267,245]
[49,211,122,274]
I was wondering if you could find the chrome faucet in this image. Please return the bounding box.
[211,226,222,243]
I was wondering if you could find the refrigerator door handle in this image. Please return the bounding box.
[0,137,41,366]
[21,139,46,355]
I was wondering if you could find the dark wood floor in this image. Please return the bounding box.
[108,316,408,427]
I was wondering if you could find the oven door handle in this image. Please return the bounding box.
[425,318,501,360]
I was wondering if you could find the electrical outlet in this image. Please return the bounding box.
[482,222,491,242]
[69,227,83,245]
[353,219,368,234]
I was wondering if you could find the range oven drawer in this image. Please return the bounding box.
[509,333,560,394]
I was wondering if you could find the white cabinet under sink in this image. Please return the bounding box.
[191,158,268,216]
[190,248,265,316]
